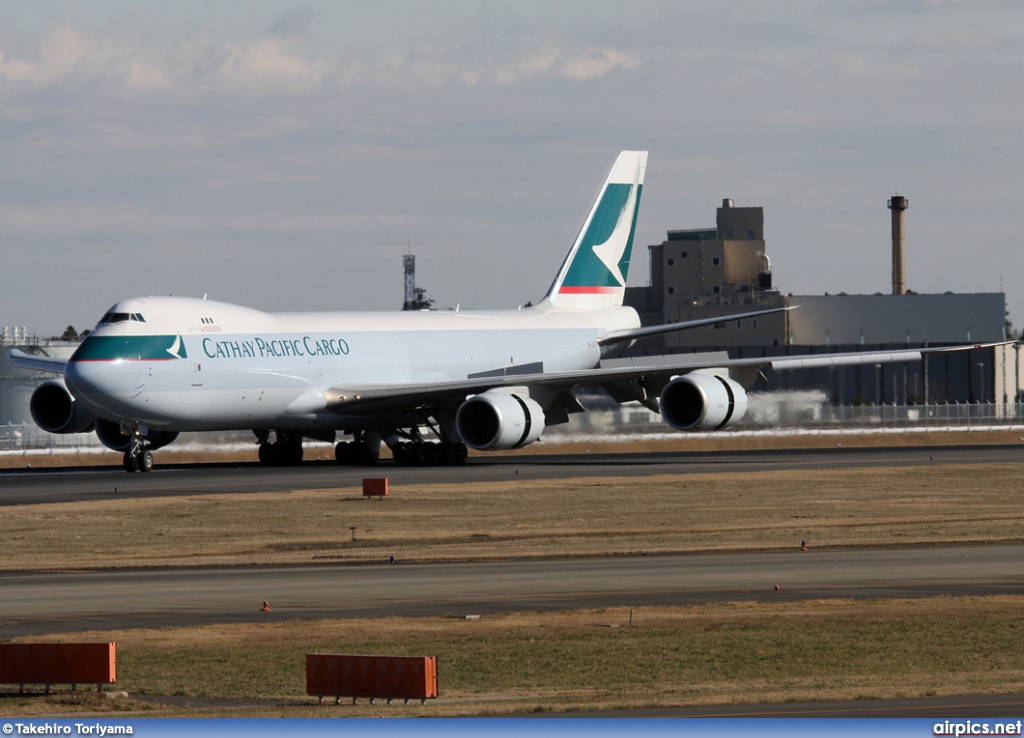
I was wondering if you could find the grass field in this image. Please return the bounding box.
[2,461,1022,570]
[8,596,1024,717]
[3,440,1024,717]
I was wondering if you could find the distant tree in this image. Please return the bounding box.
[402,287,435,311]
[60,325,79,341]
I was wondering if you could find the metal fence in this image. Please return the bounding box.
[3,401,1024,453]
[545,399,1024,437]
[0,425,104,453]
[809,402,1024,429]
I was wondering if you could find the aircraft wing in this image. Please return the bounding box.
[317,340,1012,418]
[8,349,68,375]
[598,306,796,346]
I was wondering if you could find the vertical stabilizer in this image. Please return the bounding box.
[546,151,647,309]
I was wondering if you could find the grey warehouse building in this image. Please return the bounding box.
[625,199,1019,407]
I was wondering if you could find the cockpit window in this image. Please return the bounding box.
[98,312,132,326]
[130,313,146,322]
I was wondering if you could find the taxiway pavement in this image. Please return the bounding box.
[3,543,1022,638]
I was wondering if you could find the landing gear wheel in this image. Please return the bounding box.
[139,450,154,473]
[408,442,426,466]
[334,441,353,464]
[335,440,379,465]
[356,442,376,466]
[284,442,303,466]
[258,440,303,466]
[445,442,468,465]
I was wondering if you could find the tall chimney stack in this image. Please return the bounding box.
[888,195,908,295]
[403,253,416,309]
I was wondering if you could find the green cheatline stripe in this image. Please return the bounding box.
[72,335,187,361]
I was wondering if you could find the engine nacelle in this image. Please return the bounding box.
[455,390,546,450]
[29,379,95,434]
[659,373,748,431]
[95,418,179,452]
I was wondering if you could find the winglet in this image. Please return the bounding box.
[546,151,647,310]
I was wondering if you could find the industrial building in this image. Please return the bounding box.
[625,198,1019,406]
[0,331,88,449]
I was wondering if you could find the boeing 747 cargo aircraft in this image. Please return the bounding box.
[10,151,1002,471]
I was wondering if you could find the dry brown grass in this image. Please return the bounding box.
[6,596,1024,717]
[2,462,1023,570]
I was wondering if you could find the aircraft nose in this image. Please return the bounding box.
[64,358,96,397]
[65,358,142,417]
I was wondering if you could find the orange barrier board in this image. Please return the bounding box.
[307,654,437,702]
[0,643,116,686]
[362,478,389,497]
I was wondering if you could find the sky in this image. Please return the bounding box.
[1,0,1022,338]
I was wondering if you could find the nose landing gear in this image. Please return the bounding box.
[122,423,154,473]
[123,448,154,473]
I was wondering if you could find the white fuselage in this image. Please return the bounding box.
[65,296,640,432]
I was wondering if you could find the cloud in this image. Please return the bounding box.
[270,8,318,37]
[560,46,636,80]
[0,201,405,239]
[0,24,328,97]
[39,26,100,72]
[907,25,1001,52]
[2,4,1023,332]
[389,38,638,89]
[0,51,35,81]
[0,20,637,102]
[220,38,321,81]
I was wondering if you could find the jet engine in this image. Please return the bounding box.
[455,390,546,450]
[28,379,94,434]
[95,418,179,452]
[659,373,748,431]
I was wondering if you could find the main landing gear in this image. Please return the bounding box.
[379,425,468,467]
[334,429,381,466]
[256,430,304,467]
[390,440,467,466]
[251,428,470,468]
[333,439,378,465]
[332,429,467,466]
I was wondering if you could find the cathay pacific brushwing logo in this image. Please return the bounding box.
[591,180,639,288]
[559,181,641,291]
[167,334,186,359]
